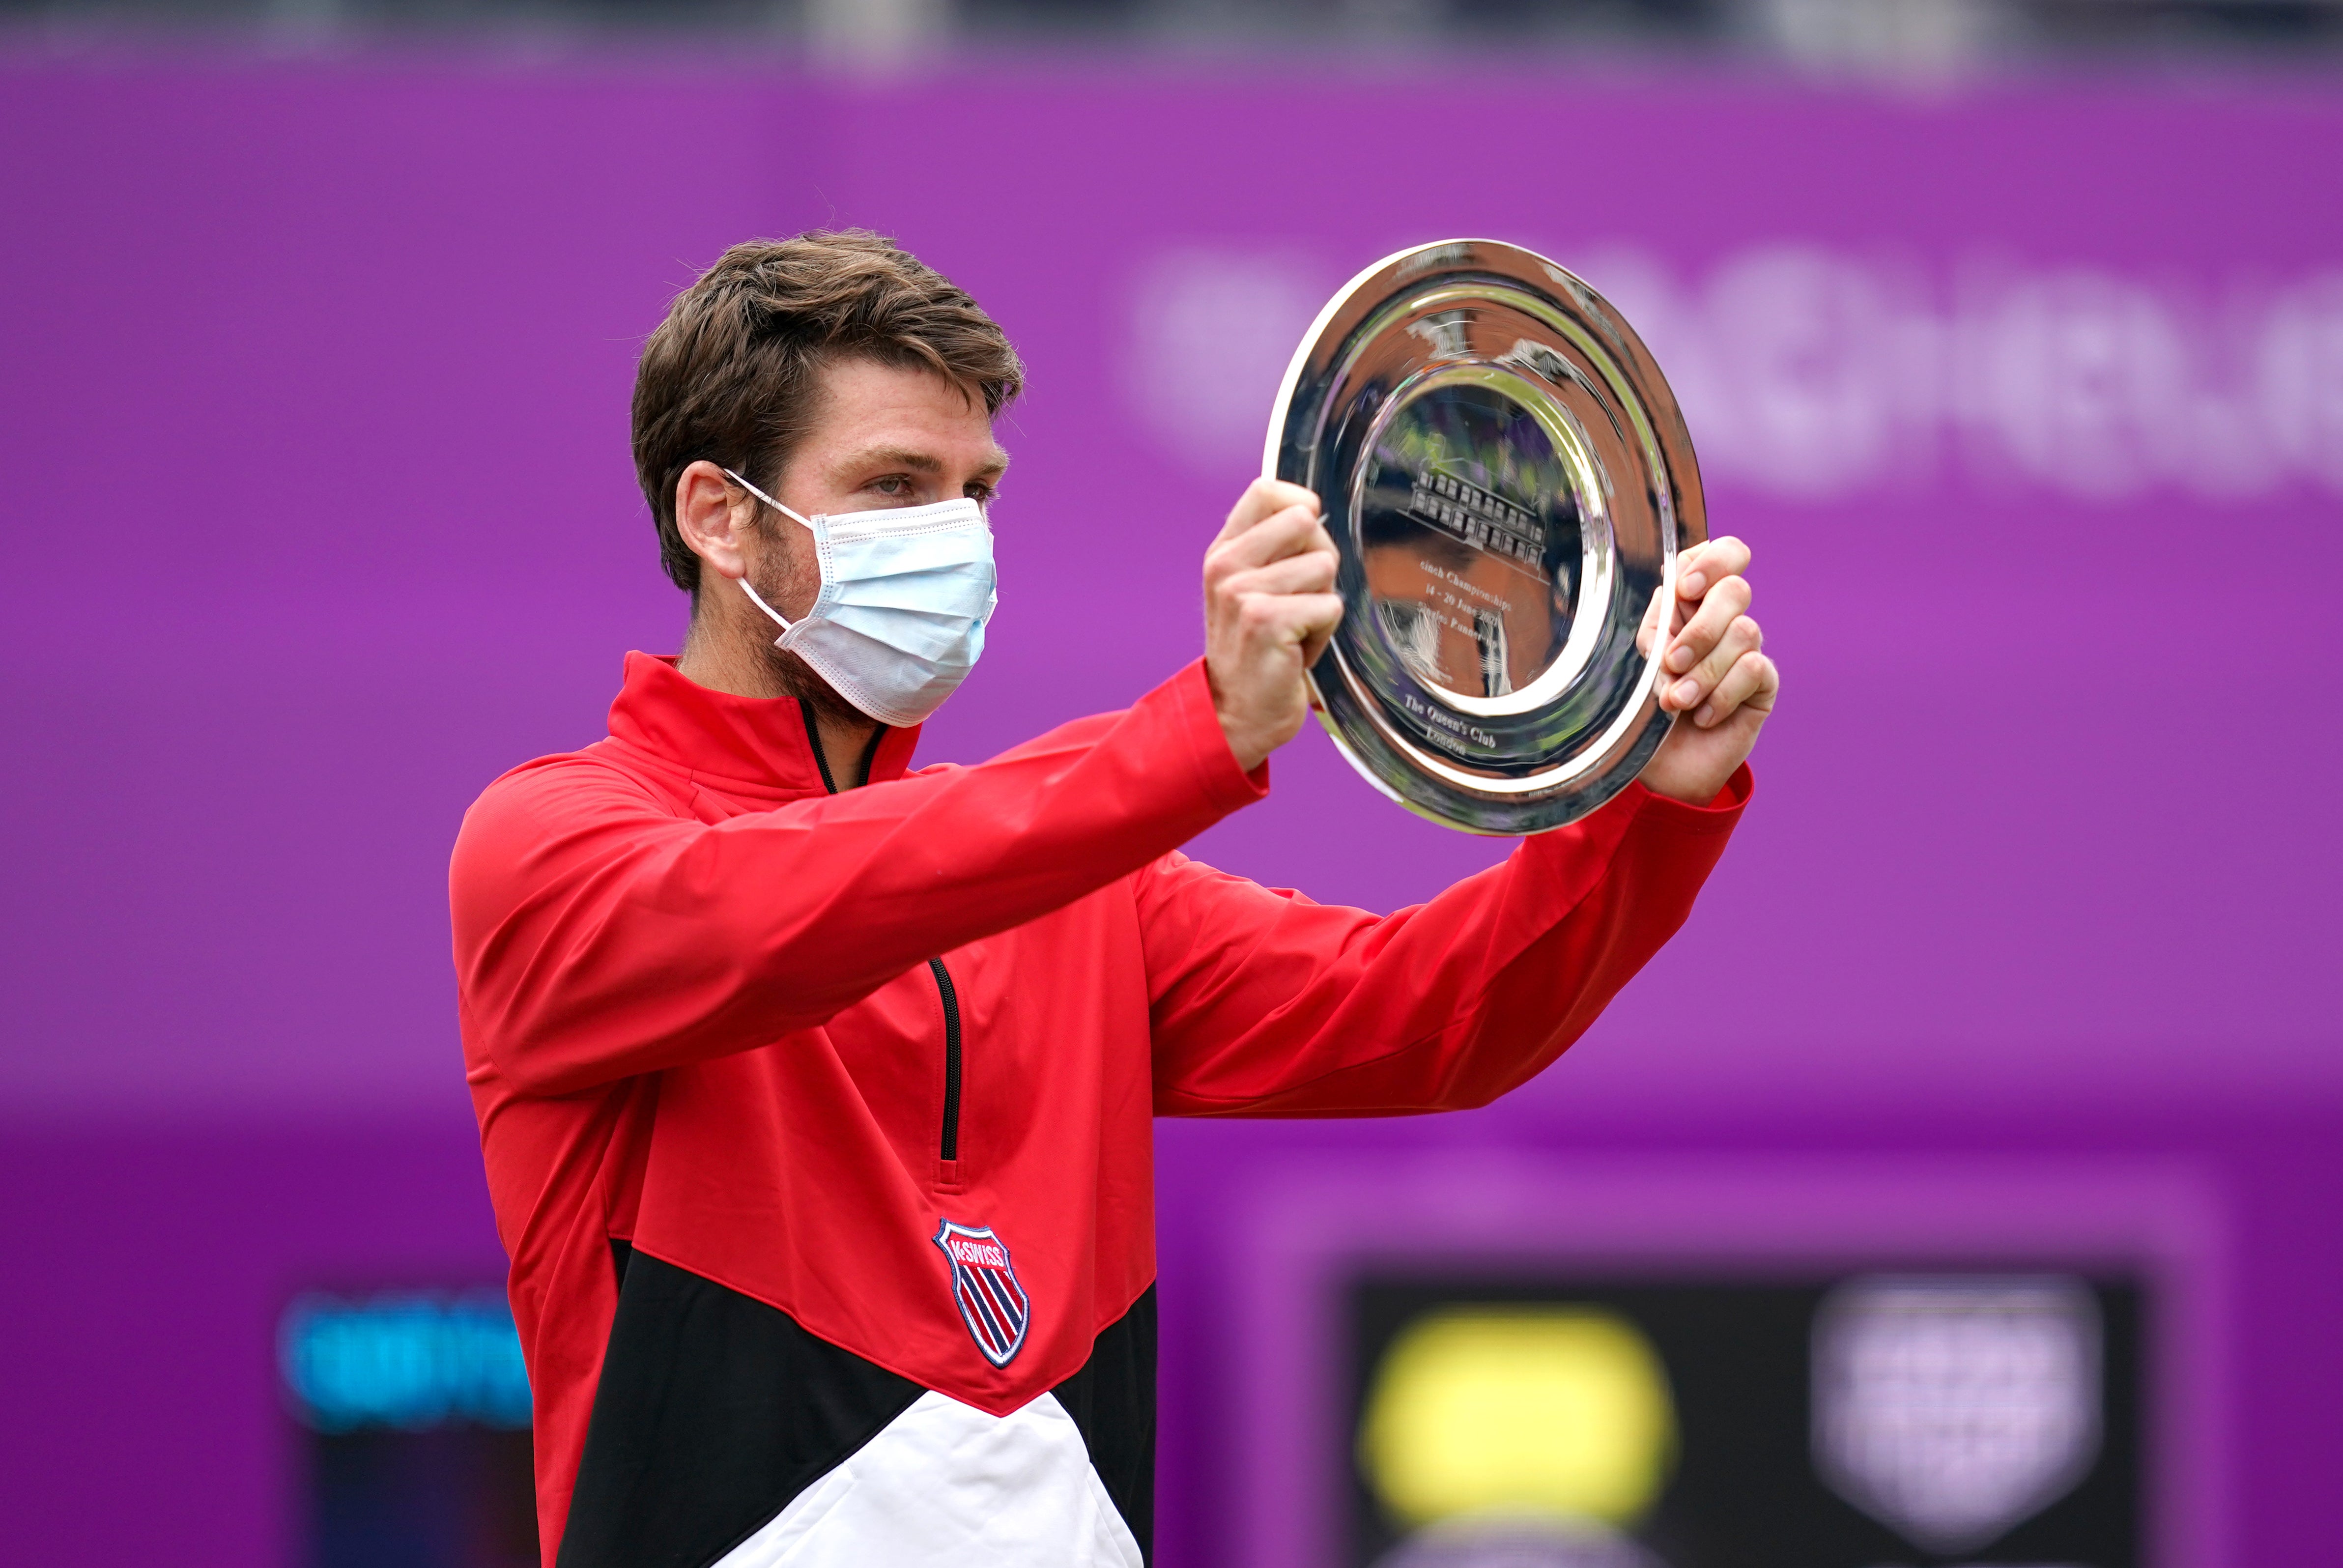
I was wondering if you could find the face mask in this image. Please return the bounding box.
[722,469,998,729]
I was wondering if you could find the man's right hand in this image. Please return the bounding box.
[1203,478,1344,773]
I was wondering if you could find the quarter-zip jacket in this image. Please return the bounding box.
[450,653,1749,1568]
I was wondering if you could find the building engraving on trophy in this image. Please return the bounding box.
[1406,464,1547,574]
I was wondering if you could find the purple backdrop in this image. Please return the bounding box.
[1,51,2338,1566]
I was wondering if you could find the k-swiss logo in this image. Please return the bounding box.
[933,1220,1031,1368]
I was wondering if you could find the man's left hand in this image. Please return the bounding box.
[1635,536,1778,805]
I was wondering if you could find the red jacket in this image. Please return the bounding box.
[449,653,1747,1568]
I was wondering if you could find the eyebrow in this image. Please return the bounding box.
[838,443,1012,481]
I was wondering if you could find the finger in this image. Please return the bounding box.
[1216,479,1321,545]
[1659,574,1753,687]
[1692,651,1779,729]
[1300,604,1345,667]
[1298,592,1346,666]
[1210,502,1329,575]
[1662,612,1761,712]
[1675,536,1751,604]
[1225,549,1339,599]
[1666,540,1753,643]
[1237,589,1344,651]
[1290,592,1345,655]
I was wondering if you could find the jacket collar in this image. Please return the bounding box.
[605,651,921,798]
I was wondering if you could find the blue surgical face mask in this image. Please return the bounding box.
[722,469,998,728]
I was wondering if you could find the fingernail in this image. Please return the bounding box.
[1694,704,1714,728]
[1667,645,1693,673]
[1673,679,1700,706]
[1681,572,1705,596]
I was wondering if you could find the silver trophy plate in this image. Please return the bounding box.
[1266,239,1705,835]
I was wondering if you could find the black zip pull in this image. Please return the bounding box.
[930,957,963,1163]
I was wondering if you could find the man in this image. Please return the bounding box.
[450,230,1774,1568]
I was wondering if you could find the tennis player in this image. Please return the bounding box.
[450,230,1774,1568]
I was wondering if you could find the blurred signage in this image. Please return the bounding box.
[278,1288,531,1432]
[1813,1277,2104,1556]
[281,1287,538,1568]
[1224,1159,2214,1568]
[1126,244,2343,504]
[1345,1273,2139,1568]
[1581,247,2342,504]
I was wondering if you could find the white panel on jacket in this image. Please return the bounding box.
[713,1389,1144,1568]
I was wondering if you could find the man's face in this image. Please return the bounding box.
[748,357,1010,623]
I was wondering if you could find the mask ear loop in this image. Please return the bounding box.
[721,468,817,633]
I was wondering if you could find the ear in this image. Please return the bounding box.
[674,461,757,583]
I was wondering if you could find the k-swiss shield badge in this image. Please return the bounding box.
[933,1220,1031,1368]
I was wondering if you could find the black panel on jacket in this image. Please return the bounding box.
[1051,1284,1158,1564]
[557,1249,924,1568]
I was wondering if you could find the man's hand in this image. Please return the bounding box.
[1205,479,1344,773]
[1636,535,1778,804]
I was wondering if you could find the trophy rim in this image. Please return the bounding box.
[1264,238,1708,836]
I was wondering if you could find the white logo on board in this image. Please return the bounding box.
[1811,1275,2102,1556]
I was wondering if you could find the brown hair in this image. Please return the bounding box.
[631,229,1025,595]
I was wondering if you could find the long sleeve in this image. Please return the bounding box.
[1139,767,1750,1116]
[450,660,1264,1096]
